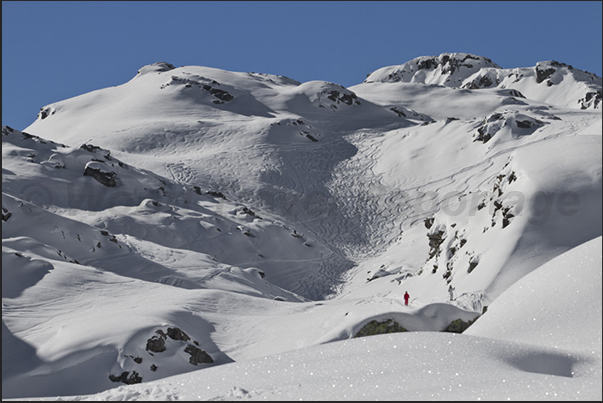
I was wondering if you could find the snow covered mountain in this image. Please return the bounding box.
[364,52,602,110]
[3,53,602,400]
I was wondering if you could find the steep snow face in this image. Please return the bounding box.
[364,53,502,87]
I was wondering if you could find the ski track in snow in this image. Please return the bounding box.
[137,107,601,301]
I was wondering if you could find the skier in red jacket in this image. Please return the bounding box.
[404,291,410,306]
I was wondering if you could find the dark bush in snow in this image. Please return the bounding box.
[354,319,407,338]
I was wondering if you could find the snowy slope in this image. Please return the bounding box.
[3,54,602,399]
[7,236,601,401]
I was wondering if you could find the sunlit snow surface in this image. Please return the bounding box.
[8,237,601,401]
[3,54,602,400]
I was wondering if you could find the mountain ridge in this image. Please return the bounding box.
[363,52,602,110]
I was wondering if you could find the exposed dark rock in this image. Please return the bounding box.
[326,89,360,105]
[502,207,515,228]
[83,165,117,187]
[487,113,503,123]
[417,58,436,70]
[508,172,517,183]
[126,355,143,364]
[146,333,166,353]
[427,230,445,259]
[424,217,434,229]
[80,144,102,153]
[207,190,226,200]
[167,327,190,342]
[306,134,318,142]
[535,66,556,84]
[241,206,261,219]
[184,344,213,365]
[478,75,493,87]
[390,107,406,117]
[109,370,142,385]
[475,113,504,143]
[506,89,525,98]
[501,97,528,106]
[2,126,15,135]
[202,84,234,102]
[516,120,533,129]
[493,199,503,214]
[2,207,11,222]
[415,53,483,77]
[146,62,175,73]
[354,319,407,338]
[579,90,602,109]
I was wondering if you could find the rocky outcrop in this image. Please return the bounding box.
[427,230,446,260]
[474,112,544,144]
[145,326,213,366]
[184,344,214,365]
[38,106,55,120]
[137,61,176,76]
[109,370,142,385]
[326,89,360,106]
[83,162,117,187]
[2,207,11,222]
[364,55,602,110]
[535,66,557,84]
[203,84,234,102]
[161,75,235,103]
[145,331,167,353]
[579,90,602,109]
[364,53,502,86]
[166,327,191,342]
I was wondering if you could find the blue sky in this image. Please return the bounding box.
[3,1,602,130]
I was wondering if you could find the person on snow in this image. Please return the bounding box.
[404,291,410,306]
[448,285,455,301]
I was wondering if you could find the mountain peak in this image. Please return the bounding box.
[364,53,502,86]
[361,53,601,110]
[136,61,177,76]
